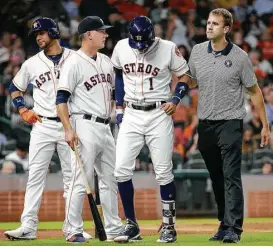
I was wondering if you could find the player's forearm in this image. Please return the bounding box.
[11,91,23,99]
[181,72,197,89]
[10,87,27,112]
[56,103,72,130]
[250,90,269,129]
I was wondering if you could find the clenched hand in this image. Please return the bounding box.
[161,102,177,115]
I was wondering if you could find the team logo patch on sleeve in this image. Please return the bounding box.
[175,46,182,57]
[224,60,232,68]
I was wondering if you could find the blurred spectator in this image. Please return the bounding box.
[261,157,273,174]
[242,125,258,155]
[231,30,251,52]
[185,132,199,159]
[247,106,263,144]
[186,10,197,40]
[168,0,196,15]
[166,8,189,49]
[242,10,267,38]
[0,33,11,73]
[10,37,25,66]
[215,0,238,9]
[35,0,70,27]
[62,0,79,20]
[0,125,7,145]
[249,49,273,75]
[257,29,273,60]
[233,0,253,23]
[110,0,148,21]
[174,127,184,158]
[4,140,29,171]
[154,24,163,38]
[80,0,124,43]
[253,0,273,18]
[264,88,273,125]
[1,161,16,174]
[190,23,207,46]
[195,0,211,22]
[148,0,169,24]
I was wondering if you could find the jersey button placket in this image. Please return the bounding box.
[212,56,218,118]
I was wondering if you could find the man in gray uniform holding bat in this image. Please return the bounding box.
[56,16,123,243]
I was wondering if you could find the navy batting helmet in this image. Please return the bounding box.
[29,17,60,39]
[128,16,155,50]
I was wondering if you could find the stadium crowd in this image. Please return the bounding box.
[0,0,273,176]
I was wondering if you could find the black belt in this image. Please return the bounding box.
[129,101,167,111]
[200,119,227,125]
[39,115,61,122]
[83,114,110,125]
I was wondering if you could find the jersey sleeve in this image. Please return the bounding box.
[58,57,78,93]
[240,53,257,88]
[12,61,30,92]
[111,42,122,69]
[169,43,189,77]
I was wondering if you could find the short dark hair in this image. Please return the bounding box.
[16,140,29,152]
[210,8,233,28]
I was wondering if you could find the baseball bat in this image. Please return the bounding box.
[94,171,104,238]
[74,143,107,241]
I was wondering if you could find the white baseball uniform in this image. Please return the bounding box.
[12,48,74,231]
[111,37,189,185]
[58,49,123,239]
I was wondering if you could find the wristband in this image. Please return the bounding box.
[13,96,25,110]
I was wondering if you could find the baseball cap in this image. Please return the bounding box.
[78,16,112,35]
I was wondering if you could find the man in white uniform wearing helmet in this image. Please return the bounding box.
[56,16,123,243]
[111,16,191,243]
[4,17,92,242]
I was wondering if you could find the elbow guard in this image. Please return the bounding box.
[171,82,189,105]
[115,68,125,107]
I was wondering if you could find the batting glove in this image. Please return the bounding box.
[19,107,42,124]
[116,108,123,126]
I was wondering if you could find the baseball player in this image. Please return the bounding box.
[56,16,123,243]
[4,17,92,241]
[111,16,191,243]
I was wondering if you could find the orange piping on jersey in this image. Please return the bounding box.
[59,49,71,68]
[130,47,139,102]
[141,55,144,97]
[76,52,110,117]
[98,54,109,117]
[142,39,160,98]
[38,53,57,97]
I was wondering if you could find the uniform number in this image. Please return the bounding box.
[149,78,154,90]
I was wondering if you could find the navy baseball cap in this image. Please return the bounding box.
[78,16,112,35]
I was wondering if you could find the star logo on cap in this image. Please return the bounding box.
[136,35,142,41]
[33,21,41,29]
